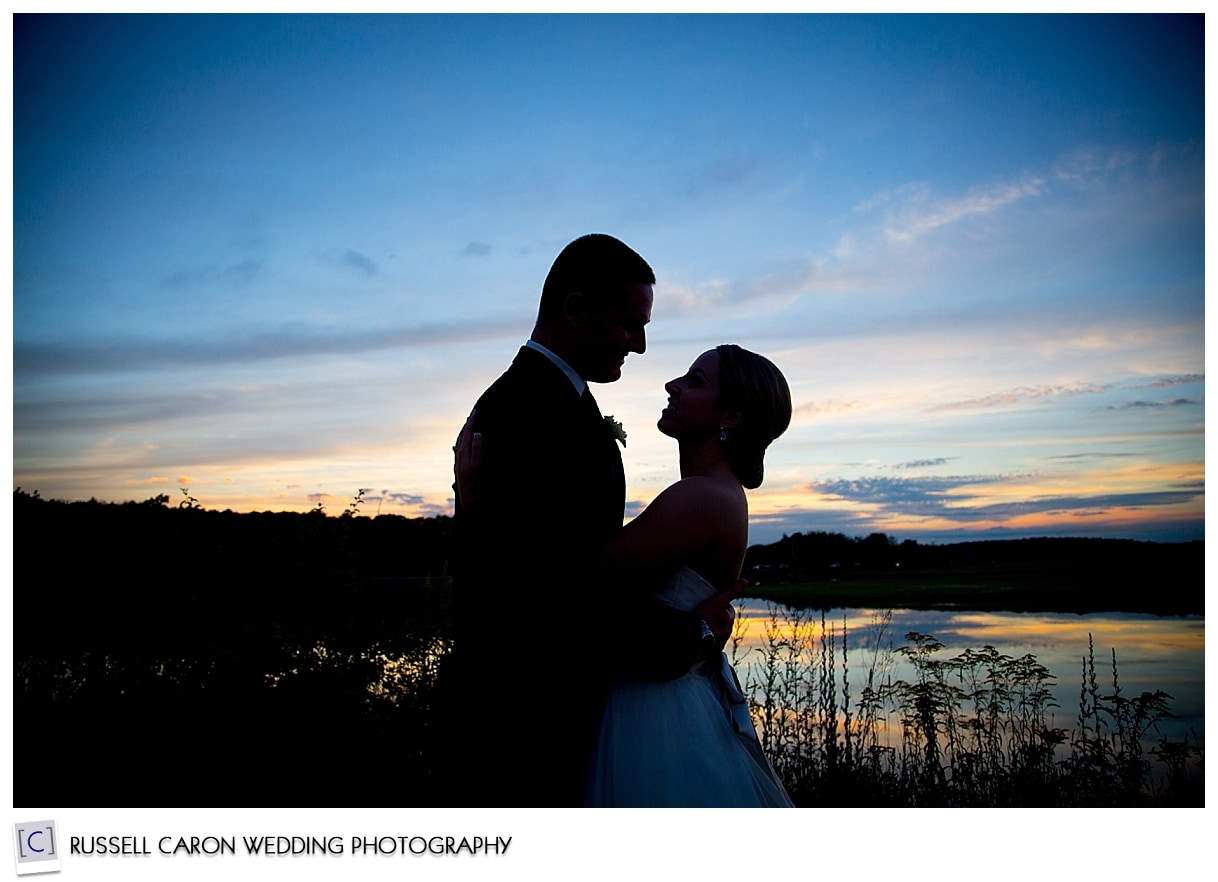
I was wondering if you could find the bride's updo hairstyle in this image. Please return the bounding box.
[715,344,792,490]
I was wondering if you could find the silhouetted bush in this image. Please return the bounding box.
[13,489,451,804]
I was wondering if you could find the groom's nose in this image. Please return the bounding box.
[629,327,646,354]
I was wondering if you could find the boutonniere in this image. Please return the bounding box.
[604,415,627,447]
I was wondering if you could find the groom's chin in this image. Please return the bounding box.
[592,363,624,383]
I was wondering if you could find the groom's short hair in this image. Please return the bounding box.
[538,234,655,323]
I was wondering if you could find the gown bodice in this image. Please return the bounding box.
[652,565,718,614]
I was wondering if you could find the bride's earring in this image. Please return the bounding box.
[719,424,727,443]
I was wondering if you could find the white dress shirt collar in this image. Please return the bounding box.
[525,339,586,396]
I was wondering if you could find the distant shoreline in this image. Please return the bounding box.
[741,533,1203,616]
[742,567,1203,617]
[15,491,1203,616]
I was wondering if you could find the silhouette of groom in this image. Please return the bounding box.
[439,234,731,807]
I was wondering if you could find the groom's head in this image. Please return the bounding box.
[533,234,655,384]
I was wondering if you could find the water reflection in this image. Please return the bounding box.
[732,602,1205,745]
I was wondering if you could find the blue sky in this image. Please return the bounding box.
[11,13,1205,546]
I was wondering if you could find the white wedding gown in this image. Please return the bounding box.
[586,566,794,807]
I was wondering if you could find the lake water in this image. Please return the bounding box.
[730,602,1205,748]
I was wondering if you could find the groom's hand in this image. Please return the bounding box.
[452,408,482,512]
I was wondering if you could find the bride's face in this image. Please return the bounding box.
[658,350,725,438]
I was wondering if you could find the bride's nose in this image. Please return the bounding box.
[664,378,678,395]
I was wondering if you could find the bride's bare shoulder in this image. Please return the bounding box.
[639,475,747,536]
[608,475,745,572]
[655,475,745,508]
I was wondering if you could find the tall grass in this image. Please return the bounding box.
[732,603,1203,807]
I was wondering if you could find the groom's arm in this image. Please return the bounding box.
[612,601,706,680]
[611,581,740,680]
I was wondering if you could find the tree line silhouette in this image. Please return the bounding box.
[744,529,1202,615]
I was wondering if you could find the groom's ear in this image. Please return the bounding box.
[721,410,744,430]
[563,291,590,328]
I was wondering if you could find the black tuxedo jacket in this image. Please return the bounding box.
[456,346,624,642]
[442,346,702,806]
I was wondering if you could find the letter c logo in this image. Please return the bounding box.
[26,830,45,853]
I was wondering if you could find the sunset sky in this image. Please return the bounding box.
[12,13,1205,546]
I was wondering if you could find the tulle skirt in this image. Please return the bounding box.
[586,660,793,807]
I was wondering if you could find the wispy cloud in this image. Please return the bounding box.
[753,505,1202,544]
[677,152,757,201]
[852,181,928,215]
[461,241,492,258]
[13,315,524,378]
[881,175,1046,243]
[929,383,1109,412]
[895,458,955,470]
[382,492,426,506]
[658,256,865,317]
[855,146,1152,251]
[807,475,1203,525]
[14,388,254,433]
[317,248,379,276]
[1148,374,1204,388]
[160,260,262,290]
[1051,147,1138,186]
[341,250,378,276]
[793,399,868,419]
[809,475,1005,514]
[1104,398,1201,411]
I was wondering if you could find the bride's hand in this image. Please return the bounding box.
[453,408,482,513]
[694,577,748,638]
